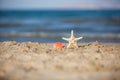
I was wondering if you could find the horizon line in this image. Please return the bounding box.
[0,8,120,11]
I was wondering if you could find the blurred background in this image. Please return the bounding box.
[0,0,120,43]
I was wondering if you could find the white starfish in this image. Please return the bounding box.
[62,30,83,49]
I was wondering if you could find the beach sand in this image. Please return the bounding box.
[0,41,120,80]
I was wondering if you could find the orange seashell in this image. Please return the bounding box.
[53,42,63,50]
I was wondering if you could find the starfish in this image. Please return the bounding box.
[62,30,83,49]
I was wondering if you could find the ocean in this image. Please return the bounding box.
[0,10,120,43]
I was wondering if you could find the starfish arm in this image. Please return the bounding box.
[74,42,78,48]
[71,30,73,36]
[75,37,83,41]
[62,37,70,41]
[71,30,75,38]
[67,43,71,48]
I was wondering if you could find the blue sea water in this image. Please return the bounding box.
[0,10,120,43]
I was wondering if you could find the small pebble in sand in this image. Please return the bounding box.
[53,42,63,50]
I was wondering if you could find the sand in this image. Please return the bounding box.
[0,41,120,80]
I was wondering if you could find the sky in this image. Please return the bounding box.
[0,0,120,10]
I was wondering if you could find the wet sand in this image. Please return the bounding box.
[0,41,120,80]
